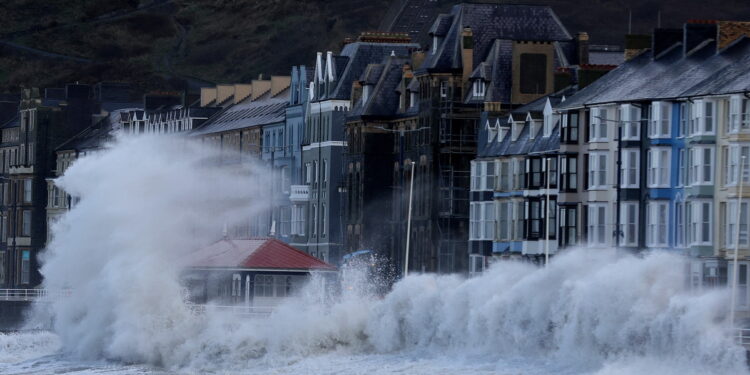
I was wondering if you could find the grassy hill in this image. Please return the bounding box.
[1,0,749,93]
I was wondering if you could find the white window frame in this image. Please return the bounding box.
[588,151,608,190]
[726,201,750,247]
[473,80,486,98]
[689,146,714,186]
[725,144,750,186]
[689,200,712,246]
[587,203,608,246]
[440,81,448,98]
[589,107,608,142]
[619,202,639,247]
[676,201,685,247]
[649,101,671,139]
[620,104,641,141]
[469,201,495,241]
[646,201,669,247]
[471,160,495,192]
[690,99,716,136]
[497,201,511,241]
[730,95,750,133]
[647,147,671,188]
[620,149,639,188]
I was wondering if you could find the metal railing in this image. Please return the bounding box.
[0,289,71,301]
[187,303,275,318]
[737,328,750,348]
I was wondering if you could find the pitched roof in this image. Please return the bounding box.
[322,42,419,100]
[191,93,289,136]
[560,37,750,109]
[421,3,572,73]
[187,238,337,271]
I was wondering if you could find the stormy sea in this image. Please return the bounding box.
[0,136,746,375]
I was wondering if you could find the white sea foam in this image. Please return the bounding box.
[16,135,748,374]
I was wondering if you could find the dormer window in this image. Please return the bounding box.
[432,36,439,54]
[363,85,372,103]
[410,92,417,108]
[486,120,497,142]
[512,121,523,142]
[473,80,486,98]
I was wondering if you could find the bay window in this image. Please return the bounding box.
[690,99,716,136]
[730,95,750,132]
[620,202,639,246]
[689,146,714,186]
[647,147,670,188]
[589,107,608,142]
[646,201,668,247]
[497,201,511,241]
[470,202,495,241]
[498,160,511,191]
[689,200,712,246]
[724,144,750,186]
[725,201,750,247]
[620,149,639,188]
[588,152,608,189]
[620,104,641,140]
[649,101,671,138]
[676,201,685,247]
[587,203,608,246]
[471,160,496,191]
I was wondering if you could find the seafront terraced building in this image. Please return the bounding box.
[469,20,750,309]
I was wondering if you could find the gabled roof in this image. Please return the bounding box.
[320,42,419,101]
[349,56,412,118]
[422,3,572,73]
[187,238,336,271]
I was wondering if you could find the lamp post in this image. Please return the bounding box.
[404,160,415,277]
[545,157,551,266]
[731,155,746,327]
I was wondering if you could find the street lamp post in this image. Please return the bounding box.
[545,157,551,266]
[404,160,415,277]
[731,155,746,327]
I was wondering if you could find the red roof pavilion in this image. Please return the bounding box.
[187,238,337,271]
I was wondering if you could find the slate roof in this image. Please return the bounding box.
[421,3,572,74]
[0,114,19,129]
[187,238,337,271]
[191,91,289,136]
[560,36,750,109]
[349,56,412,118]
[479,119,560,158]
[323,42,419,101]
[56,116,116,152]
[429,14,453,37]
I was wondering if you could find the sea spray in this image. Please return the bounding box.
[26,135,749,374]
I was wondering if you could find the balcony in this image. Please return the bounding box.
[289,185,310,202]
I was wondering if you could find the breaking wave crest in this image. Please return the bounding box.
[25,136,748,374]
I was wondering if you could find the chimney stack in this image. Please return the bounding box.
[461,27,474,85]
[624,34,652,60]
[717,21,750,50]
[683,20,717,55]
[576,32,590,65]
[652,28,683,58]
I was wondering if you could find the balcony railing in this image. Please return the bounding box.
[289,185,310,202]
[0,288,71,301]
